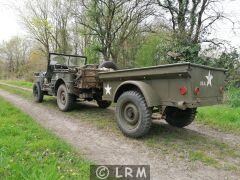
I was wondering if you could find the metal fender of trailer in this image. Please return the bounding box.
[113,81,161,107]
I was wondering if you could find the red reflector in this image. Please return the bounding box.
[194,87,200,95]
[180,86,187,95]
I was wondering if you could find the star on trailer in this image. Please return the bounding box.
[205,71,213,87]
[105,84,112,95]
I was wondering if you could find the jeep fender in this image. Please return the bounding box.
[54,79,70,95]
[114,81,160,107]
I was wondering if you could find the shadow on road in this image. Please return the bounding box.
[42,98,221,145]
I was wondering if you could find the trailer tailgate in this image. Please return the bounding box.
[189,64,226,105]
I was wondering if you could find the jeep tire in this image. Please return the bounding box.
[33,83,44,103]
[57,84,75,112]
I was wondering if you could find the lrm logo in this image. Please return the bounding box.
[90,165,150,180]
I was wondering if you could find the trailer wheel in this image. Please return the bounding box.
[57,84,75,112]
[116,91,152,138]
[165,107,197,128]
[33,83,44,103]
[97,100,112,109]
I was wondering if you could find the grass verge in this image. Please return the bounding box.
[0,80,33,88]
[197,105,240,134]
[0,96,91,179]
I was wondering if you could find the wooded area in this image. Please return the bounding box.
[0,0,239,85]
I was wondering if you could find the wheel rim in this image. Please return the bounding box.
[59,91,66,105]
[120,101,140,130]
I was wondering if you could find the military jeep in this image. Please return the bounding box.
[34,53,226,138]
[33,53,116,111]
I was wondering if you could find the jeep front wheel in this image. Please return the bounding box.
[57,84,75,112]
[33,83,44,103]
[116,91,152,138]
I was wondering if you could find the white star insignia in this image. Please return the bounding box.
[105,84,112,95]
[205,71,213,87]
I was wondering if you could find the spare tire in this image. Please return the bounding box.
[99,61,118,70]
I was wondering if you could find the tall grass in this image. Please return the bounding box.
[228,86,240,108]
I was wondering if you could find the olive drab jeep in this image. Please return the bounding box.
[33,53,116,111]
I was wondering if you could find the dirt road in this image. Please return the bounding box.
[0,88,239,179]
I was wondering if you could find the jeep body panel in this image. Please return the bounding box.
[99,63,226,109]
[50,72,76,94]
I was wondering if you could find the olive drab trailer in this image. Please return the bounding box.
[98,63,226,137]
[34,54,226,138]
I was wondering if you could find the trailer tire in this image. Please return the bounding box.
[33,83,44,103]
[57,84,75,112]
[165,107,197,128]
[116,91,152,138]
[97,100,112,109]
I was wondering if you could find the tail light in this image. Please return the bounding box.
[194,87,200,95]
[180,86,187,95]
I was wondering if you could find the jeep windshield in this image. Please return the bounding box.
[50,54,87,67]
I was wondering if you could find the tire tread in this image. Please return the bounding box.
[116,90,152,138]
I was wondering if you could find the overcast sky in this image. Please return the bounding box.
[0,0,240,48]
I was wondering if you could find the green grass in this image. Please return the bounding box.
[1,81,240,173]
[197,105,240,134]
[0,97,91,179]
[1,80,33,88]
[189,151,219,167]
[228,87,240,108]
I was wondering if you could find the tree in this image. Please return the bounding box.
[20,0,78,56]
[154,0,228,44]
[51,0,75,53]
[75,0,153,63]
[25,50,48,81]
[135,30,173,67]
[0,37,31,78]
[215,49,240,86]
[0,59,4,79]
[20,0,52,56]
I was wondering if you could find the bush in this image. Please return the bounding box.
[228,87,240,107]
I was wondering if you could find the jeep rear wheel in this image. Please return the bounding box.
[116,91,152,138]
[165,107,197,128]
[97,100,112,109]
[57,84,75,112]
[33,83,44,103]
